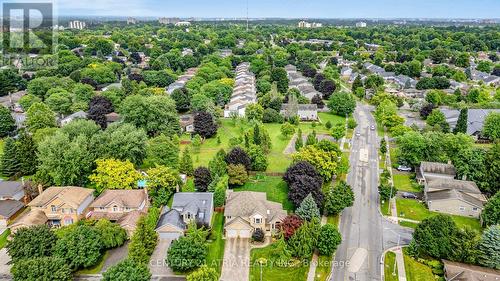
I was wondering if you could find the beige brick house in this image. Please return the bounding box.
[224,191,287,238]
[89,189,148,236]
[28,186,94,226]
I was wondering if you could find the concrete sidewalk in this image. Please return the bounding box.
[393,248,407,281]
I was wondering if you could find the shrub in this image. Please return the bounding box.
[252,228,265,242]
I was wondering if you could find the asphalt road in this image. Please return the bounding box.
[331,103,413,281]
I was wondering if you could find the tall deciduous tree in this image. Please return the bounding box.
[412,214,459,260]
[6,225,57,263]
[324,181,354,215]
[145,134,179,169]
[194,167,212,192]
[54,225,103,271]
[481,192,500,227]
[283,161,324,208]
[94,219,127,249]
[225,147,251,171]
[25,102,56,133]
[87,95,114,129]
[194,111,217,139]
[102,259,151,281]
[89,158,141,190]
[327,92,356,116]
[147,165,180,207]
[166,236,207,272]
[483,112,500,140]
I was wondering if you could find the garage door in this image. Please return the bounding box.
[159,232,182,240]
[239,229,251,238]
[226,229,238,238]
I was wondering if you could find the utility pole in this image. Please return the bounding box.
[246,0,249,31]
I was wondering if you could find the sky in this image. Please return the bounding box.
[4,0,500,18]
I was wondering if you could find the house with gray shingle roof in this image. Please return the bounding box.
[418,162,486,218]
[156,192,213,239]
[440,108,500,138]
[224,190,287,238]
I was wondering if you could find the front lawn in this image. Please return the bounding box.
[0,229,10,249]
[403,249,437,281]
[393,173,420,193]
[233,176,294,211]
[396,199,482,232]
[380,199,391,216]
[314,255,333,281]
[384,251,398,281]
[206,212,225,275]
[249,245,309,281]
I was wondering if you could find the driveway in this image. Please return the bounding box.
[220,238,250,281]
[100,242,129,273]
[149,239,175,277]
[0,248,11,279]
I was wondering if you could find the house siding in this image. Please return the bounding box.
[428,199,481,218]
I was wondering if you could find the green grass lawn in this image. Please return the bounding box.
[233,176,294,211]
[76,250,110,274]
[380,199,391,216]
[182,113,346,173]
[399,221,419,229]
[389,146,398,168]
[206,212,225,275]
[314,254,333,281]
[396,199,482,232]
[0,229,10,249]
[384,252,398,281]
[249,246,309,281]
[403,249,437,281]
[393,173,420,193]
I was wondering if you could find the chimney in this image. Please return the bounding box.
[37,184,44,196]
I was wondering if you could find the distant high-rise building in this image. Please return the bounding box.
[159,17,180,25]
[127,17,137,24]
[356,22,367,27]
[298,21,323,28]
[69,20,86,30]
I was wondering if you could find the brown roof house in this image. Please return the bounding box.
[28,186,94,227]
[224,191,287,238]
[443,260,500,281]
[89,189,148,236]
[419,162,487,218]
[10,209,48,233]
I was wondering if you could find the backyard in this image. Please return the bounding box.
[395,199,482,231]
[181,112,345,173]
[233,175,294,211]
[393,173,420,193]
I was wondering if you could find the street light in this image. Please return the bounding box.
[257,258,267,281]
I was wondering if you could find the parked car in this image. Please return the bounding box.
[397,165,412,172]
[402,192,418,199]
[370,125,375,130]
[355,131,361,137]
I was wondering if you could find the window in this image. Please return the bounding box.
[255,218,261,224]
[99,207,105,211]
[113,206,118,212]
[459,206,465,211]
[472,207,478,211]
[186,213,191,219]
[64,218,73,225]
[51,205,56,212]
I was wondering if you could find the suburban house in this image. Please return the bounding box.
[89,189,148,236]
[280,103,318,121]
[285,64,321,100]
[224,191,287,238]
[469,68,500,86]
[179,114,195,133]
[0,90,26,109]
[224,62,257,118]
[60,110,87,126]
[440,108,500,138]
[156,192,214,239]
[442,260,500,281]
[28,186,94,226]
[418,162,487,218]
[0,181,26,233]
[10,209,48,233]
[0,181,25,201]
[105,112,121,125]
[167,68,197,94]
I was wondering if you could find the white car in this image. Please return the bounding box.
[397,165,412,172]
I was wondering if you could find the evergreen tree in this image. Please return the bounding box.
[380,139,387,155]
[128,216,158,264]
[179,147,194,176]
[295,128,303,151]
[0,105,15,137]
[478,225,500,269]
[287,219,321,259]
[305,132,317,146]
[453,108,468,134]
[253,124,261,145]
[16,131,38,175]
[295,193,321,221]
[1,137,20,177]
[208,149,227,177]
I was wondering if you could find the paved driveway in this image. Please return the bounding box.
[220,238,250,281]
[149,239,175,277]
[100,242,129,273]
[0,248,12,279]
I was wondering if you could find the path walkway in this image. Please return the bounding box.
[306,216,328,281]
[393,248,408,281]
